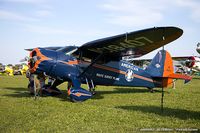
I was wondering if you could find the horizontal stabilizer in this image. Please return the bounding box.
[168,73,192,83]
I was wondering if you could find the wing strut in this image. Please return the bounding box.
[78,53,104,78]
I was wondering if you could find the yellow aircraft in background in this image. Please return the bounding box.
[5,66,14,76]
[1,64,29,76]
[20,64,29,75]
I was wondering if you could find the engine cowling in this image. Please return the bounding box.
[28,48,79,80]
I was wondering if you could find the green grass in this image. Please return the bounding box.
[0,76,200,132]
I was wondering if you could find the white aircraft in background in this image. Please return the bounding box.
[173,56,200,74]
[197,43,200,54]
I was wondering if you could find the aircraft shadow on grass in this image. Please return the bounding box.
[2,87,31,98]
[3,87,27,92]
[2,87,71,102]
[92,87,163,100]
[2,86,164,102]
[116,105,200,120]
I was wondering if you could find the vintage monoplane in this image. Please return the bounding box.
[27,27,192,102]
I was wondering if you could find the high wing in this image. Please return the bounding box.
[78,27,183,59]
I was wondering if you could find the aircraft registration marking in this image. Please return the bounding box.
[89,36,153,53]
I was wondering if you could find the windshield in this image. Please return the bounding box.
[56,46,78,55]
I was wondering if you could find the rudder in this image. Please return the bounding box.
[146,50,191,88]
[146,50,171,77]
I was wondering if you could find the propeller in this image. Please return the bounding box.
[20,56,30,62]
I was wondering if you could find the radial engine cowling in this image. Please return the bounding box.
[28,48,79,80]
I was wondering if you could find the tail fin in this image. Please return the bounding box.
[146,50,192,87]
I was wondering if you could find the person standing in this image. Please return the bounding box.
[26,69,35,95]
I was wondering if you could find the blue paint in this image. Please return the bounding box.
[69,87,92,102]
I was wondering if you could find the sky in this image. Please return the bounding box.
[0,0,200,65]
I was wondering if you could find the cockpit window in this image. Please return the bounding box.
[57,46,78,55]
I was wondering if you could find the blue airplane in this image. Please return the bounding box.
[27,27,192,102]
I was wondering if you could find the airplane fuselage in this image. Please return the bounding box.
[80,60,158,89]
[29,48,163,90]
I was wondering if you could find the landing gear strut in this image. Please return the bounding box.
[86,78,96,95]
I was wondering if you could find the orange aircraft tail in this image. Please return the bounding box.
[146,50,192,88]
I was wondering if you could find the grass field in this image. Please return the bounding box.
[0,76,200,132]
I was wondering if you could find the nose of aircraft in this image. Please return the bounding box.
[28,48,52,73]
[28,49,37,71]
[28,47,80,81]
